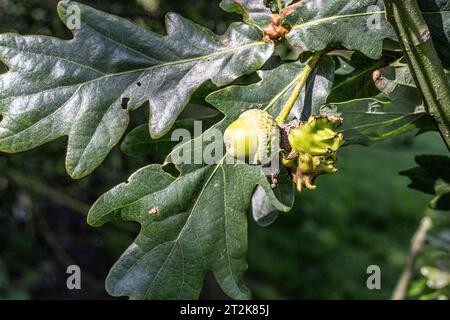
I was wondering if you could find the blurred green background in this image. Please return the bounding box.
[0,0,448,299]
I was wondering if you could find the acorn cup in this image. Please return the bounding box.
[223,109,280,165]
[282,115,344,192]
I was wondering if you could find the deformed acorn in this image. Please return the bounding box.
[287,154,338,191]
[288,115,344,157]
[223,109,280,165]
[282,115,344,191]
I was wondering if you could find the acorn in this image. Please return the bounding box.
[282,115,344,191]
[224,109,280,165]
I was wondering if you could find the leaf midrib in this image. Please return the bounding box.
[221,165,245,297]
[289,10,450,30]
[342,113,425,131]
[264,70,304,111]
[5,40,267,91]
[290,11,385,30]
[141,162,224,298]
[0,41,266,142]
[331,64,378,93]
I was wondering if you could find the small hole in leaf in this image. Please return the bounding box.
[162,163,180,178]
[136,82,142,87]
[121,97,130,110]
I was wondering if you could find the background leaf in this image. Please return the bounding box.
[252,166,294,226]
[376,65,424,106]
[321,64,441,145]
[401,155,450,210]
[298,54,335,118]
[321,97,430,145]
[328,52,382,103]
[282,0,396,59]
[252,186,280,226]
[0,1,273,178]
[220,0,273,28]
[264,0,294,13]
[121,113,223,158]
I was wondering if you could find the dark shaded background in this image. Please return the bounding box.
[0,0,448,299]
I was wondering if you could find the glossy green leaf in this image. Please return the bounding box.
[377,65,449,136]
[0,1,273,178]
[283,0,450,61]
[88,162,292,299]
[283,0,396,59]
[376,66,424,107]
[321,63,440,145]
[320,96,429,145]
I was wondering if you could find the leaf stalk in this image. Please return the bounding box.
[275,51,323,125]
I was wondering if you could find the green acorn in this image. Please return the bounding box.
[224,109,280,164]
[281,115,344,191]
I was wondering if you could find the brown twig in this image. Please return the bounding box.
[391,215,432,300]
